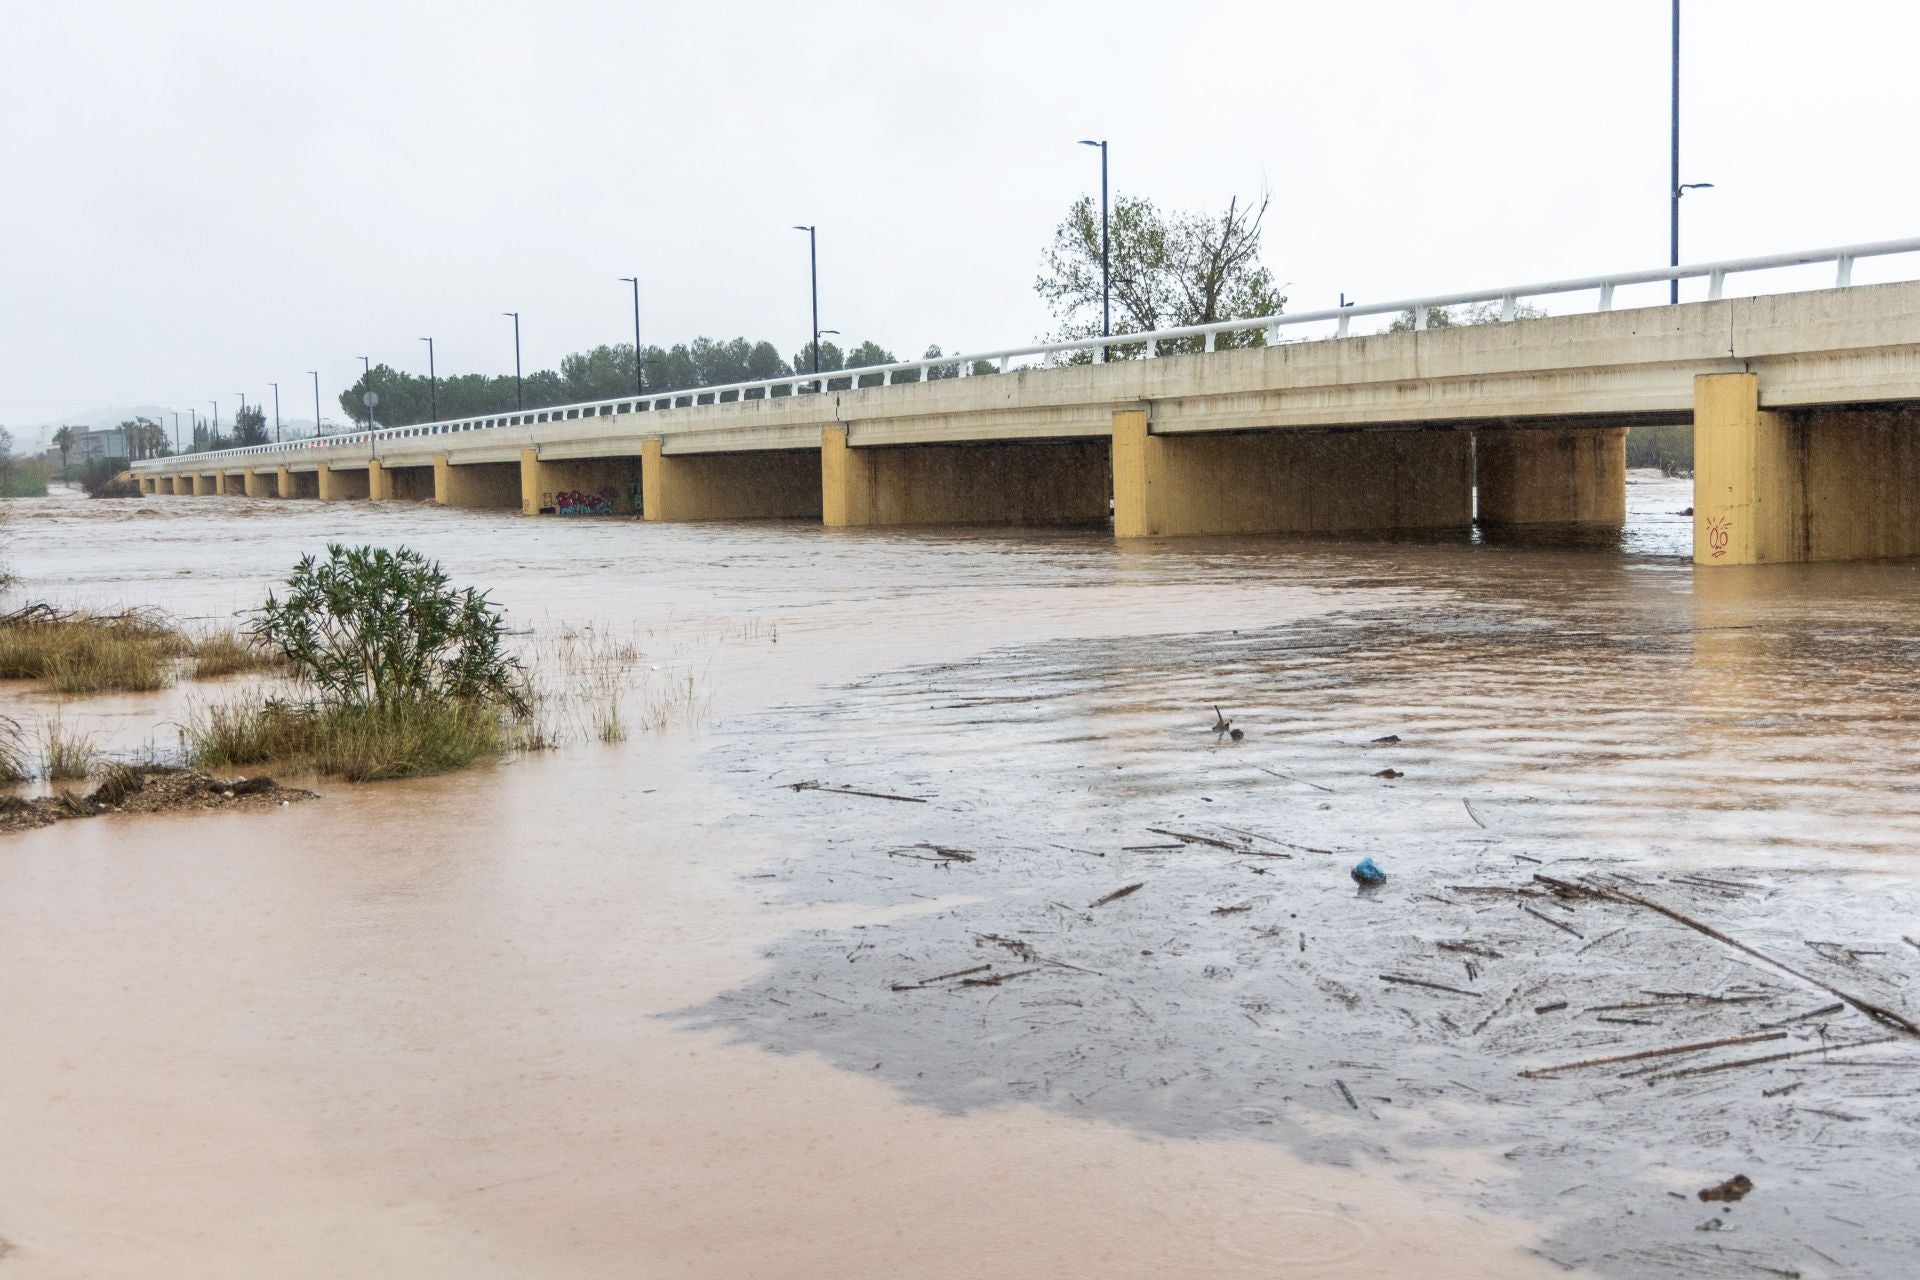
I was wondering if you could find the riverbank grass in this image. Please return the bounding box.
[186,697,517,782]
[0,607,183,693]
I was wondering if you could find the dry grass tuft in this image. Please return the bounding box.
[40,715,96,780]
[0,604,186,693]
[189,628,287,678]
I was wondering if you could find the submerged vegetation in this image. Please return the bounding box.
[186,545,539,781]
[1626,423,1693,476]
[0,604,281,693]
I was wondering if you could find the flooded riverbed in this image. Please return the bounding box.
[2,478,1916,1278]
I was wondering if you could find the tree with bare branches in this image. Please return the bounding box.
[1036,191,1285,356]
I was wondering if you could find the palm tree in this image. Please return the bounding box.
[52,425,76,478]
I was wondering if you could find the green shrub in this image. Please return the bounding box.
[251,545,525,713]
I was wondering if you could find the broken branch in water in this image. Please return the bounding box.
[1642,1036,1899,1085]
[1248,764,1335,793]
[1463,799,1487,828]
[786,780,929,804]
[1146,827,1239,851]
[890,963,993,991]
[1334,1078,1359,1110]
[1380,974,1481,997]
[1520,903,1585,939]
[1520,1031,1787,1078]
[886,844,974,864]
[1534,875,1920,1038]
[1088,882,1145,908]
[959,967,1040,988]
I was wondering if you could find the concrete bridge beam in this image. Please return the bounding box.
[1112,410,1473,538]
[519,449,644,515]
[640,439,820,522]
[1475,426,1627,526]
[433,455,521,509]
[821,427,1110,527]
[317,463,370,501]
[1693,372,1920,564]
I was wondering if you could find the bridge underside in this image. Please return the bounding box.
[141,277,1920,565]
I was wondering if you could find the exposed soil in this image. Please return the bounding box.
[0,766,315,832]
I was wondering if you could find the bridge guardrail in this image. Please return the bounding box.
[137,236,1920,472]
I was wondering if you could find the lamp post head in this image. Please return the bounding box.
[1077,139,1104,148]
[792,224,813,233]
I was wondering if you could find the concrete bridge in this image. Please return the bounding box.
[135,240,1920,566]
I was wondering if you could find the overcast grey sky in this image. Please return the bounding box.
[4,0,1917,439]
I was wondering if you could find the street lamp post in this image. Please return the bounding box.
[359,356,371,430]
[171,411,180,456]
[1668,2,1714,303]
[420,337,437,422]
[502,313,522,409]
[309,370,321,437]
[1078,139,1110,349]
[792,225,819,381]
[270,382,280,442]
[618,277,644,396]
[208,400,218,450]
[236,391,246,440]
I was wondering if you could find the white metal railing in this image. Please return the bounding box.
[138,236,1920,472]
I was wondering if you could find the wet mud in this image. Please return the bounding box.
[686,599,1920,1277]
[0,767,313,832]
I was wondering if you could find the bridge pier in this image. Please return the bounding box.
[433,455,521,509]
[280,468,319,499]
[317,464,370,501]
[519,449,644,515]
[242,470,274,498]
[1112,410,1472,538]
[821,427,1109,527]
[640,439,820,522]
[1693,372,1920,564]
[192,473,215,496]
[379,463,435,501]
[1474,426,1626,526]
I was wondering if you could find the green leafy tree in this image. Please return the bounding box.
[1036,191,1286,356]
[52,425,76,475]
[233,405,269,445]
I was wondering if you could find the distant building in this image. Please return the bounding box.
[45,426,127,467]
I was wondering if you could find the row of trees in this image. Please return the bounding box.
[337,336,992,430]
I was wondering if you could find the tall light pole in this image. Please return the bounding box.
[1078,139,1110,344]
[309,370,321,437]
[236,391,246,439]
[618,277,644,396]
[1668,3,1714,303]
[502,312,522,409]
[358,356,371,430]
[792,225,819,377]
[208,400,218,449]
[269,381,280,442]
[420,337,437,422]
[170,411,181,456]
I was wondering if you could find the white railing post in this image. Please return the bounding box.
[1836,255,1854,287]
[1709,268,1727,300]
[1145,337,1157,358]
[1599,281,1615,311]
[1266,322,1281,345]
[1414,304,1429,331]
[1204,331,1217,353]
[1337,314,1351,338]
[1500,293,1516,322]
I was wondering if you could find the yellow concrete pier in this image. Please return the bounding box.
[519,449,644,515]
[1112,411,1472,538]
[821,427,1109,527]
[317,463,370,501]
[433,455,521,509]
[1475,426,1626,526]
[640,439,820,522]
[243,470,274,498]
[1693,372,1920,564]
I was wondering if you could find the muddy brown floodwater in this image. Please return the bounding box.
[1,476,1916,1279]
